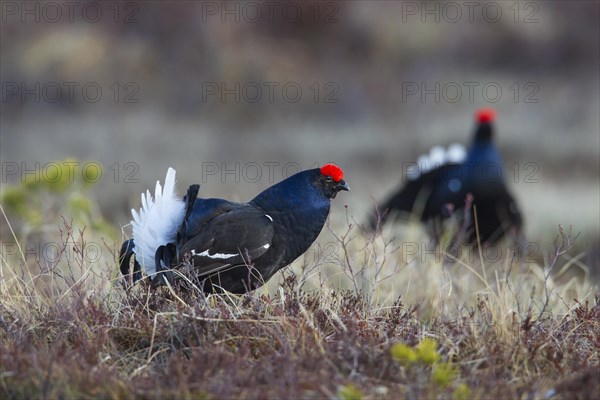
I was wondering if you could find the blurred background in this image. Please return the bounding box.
[1,1,599,271]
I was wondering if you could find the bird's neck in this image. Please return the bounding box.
[464,139,506,187]
[250,178,331,263]
[470,122,502,166]
[250,173,329,212]
[250,182,330,217]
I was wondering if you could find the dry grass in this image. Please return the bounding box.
[1,205,599,399]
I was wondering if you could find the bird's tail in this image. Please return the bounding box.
[119,239,142,284]
[130,167,186,277]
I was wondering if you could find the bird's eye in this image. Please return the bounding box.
[325,176,333,182]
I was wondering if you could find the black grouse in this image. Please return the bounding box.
[119,164,349,293]
[371,108,522,244]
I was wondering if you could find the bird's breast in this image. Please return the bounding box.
[270,206,329,264]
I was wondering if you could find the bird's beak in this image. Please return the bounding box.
[336,179,350,191]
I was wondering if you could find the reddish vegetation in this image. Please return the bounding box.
[1,274,598,399]
[1,210,598,398]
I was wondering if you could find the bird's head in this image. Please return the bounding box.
[316,163,349,199]
[474,108,496,142]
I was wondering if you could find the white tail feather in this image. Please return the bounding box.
[446,143,467,163]
[131,168,185,276]
[407,143,467,181]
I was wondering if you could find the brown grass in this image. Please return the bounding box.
[1,210,599,399]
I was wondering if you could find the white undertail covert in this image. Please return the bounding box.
[131,168,185,276]
[407,143,467,181]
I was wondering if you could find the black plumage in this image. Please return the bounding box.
[120,164,348,293]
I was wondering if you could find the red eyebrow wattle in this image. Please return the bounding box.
[476,108,496,124]
[320,163,344,182]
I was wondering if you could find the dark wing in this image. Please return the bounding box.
[426,163,469,216]
[373,163,463,228]
[179,195,239,242]
[178,205,275,277]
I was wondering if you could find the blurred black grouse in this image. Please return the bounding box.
[371,109,522,244]
[120,164,349,293]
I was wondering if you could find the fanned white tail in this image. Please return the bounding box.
[131,168,185,276]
